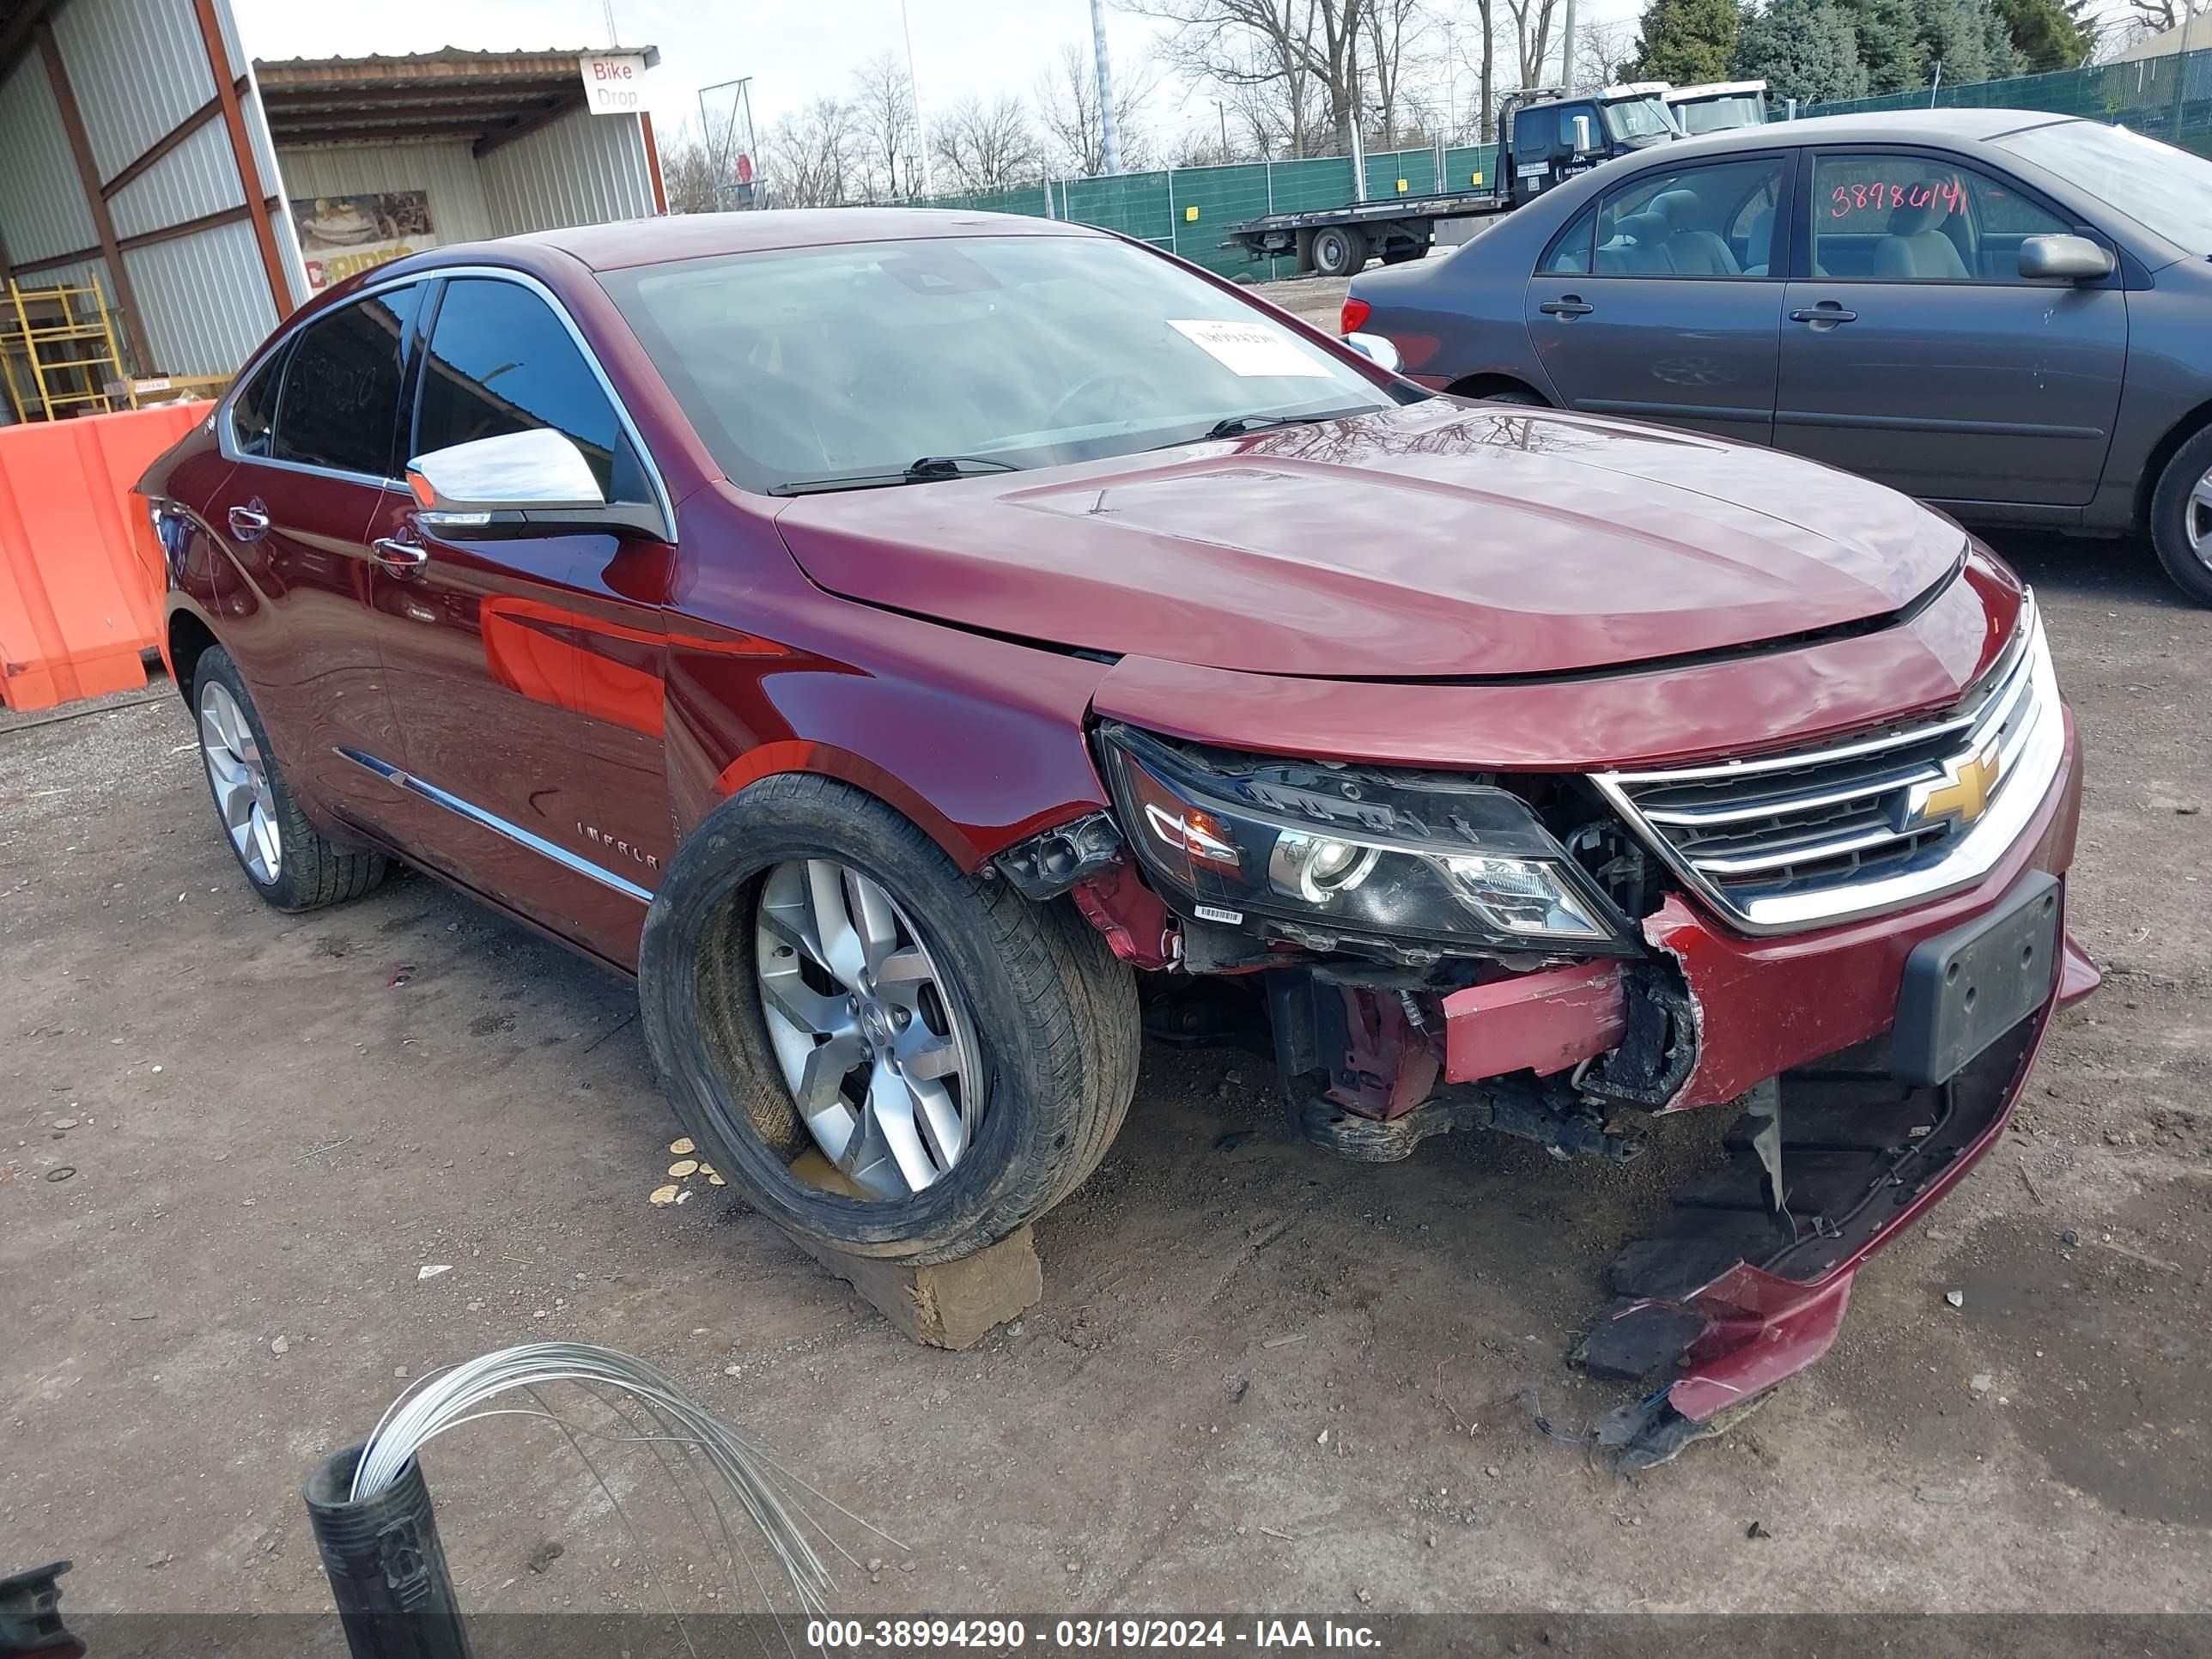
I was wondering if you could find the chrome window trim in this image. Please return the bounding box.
[1593,598,2064,936]
[337,747,653,902]
[218,265,678,543]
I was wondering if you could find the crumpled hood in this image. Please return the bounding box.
[771,400,1966,680]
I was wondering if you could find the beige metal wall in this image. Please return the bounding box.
[481,106,656,238]
[276,140,500,249]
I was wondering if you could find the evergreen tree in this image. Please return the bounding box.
[1625,0,1743,82]
[1839,0,1931,92]
[1735,0,1873,103]
[1919,0,1994,82]
[1993,0,2093,70]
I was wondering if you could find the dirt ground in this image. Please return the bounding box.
[3,398,2209,1620]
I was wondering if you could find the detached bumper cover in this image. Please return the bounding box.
[1559,715,2093,1456]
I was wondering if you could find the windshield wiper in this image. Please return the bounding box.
[1200,412,1331,440]
[768,455,1023,496]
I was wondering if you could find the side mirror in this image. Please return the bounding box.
[1571,114,1595,154]
[2017,233,2115,283]
[1343,331,1403,374]
[405,428,664,540]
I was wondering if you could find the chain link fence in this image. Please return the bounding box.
[1802,44,2212,155]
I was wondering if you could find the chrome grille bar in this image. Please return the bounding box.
[1591,599,2063,935]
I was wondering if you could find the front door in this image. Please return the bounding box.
[372,274,675,969]
[1774,149,2127,508]
[198,283,424,831]
[1525,152,1791,445]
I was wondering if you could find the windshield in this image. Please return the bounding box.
[1995,119,2212,256]
[1604,96,1678,143]
[599,234,1401,494]
[1674,94,1765,134]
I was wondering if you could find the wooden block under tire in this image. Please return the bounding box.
[780,1158,1043,1350]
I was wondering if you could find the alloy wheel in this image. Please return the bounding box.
[198,680,281,884]
[2190,465,2212,569]
[753,859,983,1199]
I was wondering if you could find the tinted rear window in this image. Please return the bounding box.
[271,285,421,478]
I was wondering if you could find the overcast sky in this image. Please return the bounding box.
[233,0,1646,155]
[235,0,1176,141]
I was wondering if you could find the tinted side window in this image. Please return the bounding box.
[271,285,420,477]
[414,279,641,502]
[1538,202,1599,275]
[1514,106,1556,157]
[230,344,288,457]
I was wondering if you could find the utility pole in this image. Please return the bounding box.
[901,0,936,198]
[1217,99,1230,156]
[1560,0,1577,89]
[1091,0,1121,174]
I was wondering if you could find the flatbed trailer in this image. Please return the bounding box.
[1222,189,1510,278]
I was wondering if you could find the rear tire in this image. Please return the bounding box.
[639,775,1141,1264]
[2148,426,2212,608]
[1312,226,1369,278]
[191,646,388,912]
[1474,386,1546,406]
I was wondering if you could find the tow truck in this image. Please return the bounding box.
[1222,83,1682,277]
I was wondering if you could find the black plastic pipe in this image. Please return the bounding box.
[303,1443,473,1659]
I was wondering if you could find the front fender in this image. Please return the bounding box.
[664,576,1115,873]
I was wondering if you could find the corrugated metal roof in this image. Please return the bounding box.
[253,45,659,151]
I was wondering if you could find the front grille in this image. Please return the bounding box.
[1593,602,2062,934]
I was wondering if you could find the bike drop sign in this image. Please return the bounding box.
[580,52,651,114]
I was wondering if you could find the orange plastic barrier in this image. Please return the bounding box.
[0,402,208,712]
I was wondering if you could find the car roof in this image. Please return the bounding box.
[1652,106,2084,159]
[484,207,1104,272]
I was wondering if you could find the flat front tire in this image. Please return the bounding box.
[191,646,387,911]
[2148,426,2212,608]
[639,775,1141,1264]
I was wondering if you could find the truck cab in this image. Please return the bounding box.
[1662,80,1771,135]
[1500,84,1681,201]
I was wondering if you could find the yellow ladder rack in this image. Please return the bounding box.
[1,276,131,422]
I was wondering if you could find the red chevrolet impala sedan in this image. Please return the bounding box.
[141,210,2093,1467]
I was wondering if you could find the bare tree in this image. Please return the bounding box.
[763,95,861,208]
[1505,0,1560,89]
[1574,16,1635,88]
[655,118,722,215]
[932,94,1045,192]
[1363,0,1438,147]
[1126,0,1374,157]
[851,52,921,201]
[1035,41,1158,174]
[2123,0,2209,41]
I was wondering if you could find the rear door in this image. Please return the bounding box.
[1524,152,1792,444]
[1774,147,2127,507]
[372,272,676,968]
[199,283,424,826]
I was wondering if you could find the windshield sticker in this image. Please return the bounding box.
[1169,319,1334,378]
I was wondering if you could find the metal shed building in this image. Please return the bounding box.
[0,0,663,422]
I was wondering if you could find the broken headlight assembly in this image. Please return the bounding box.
[1095,723,1636,956]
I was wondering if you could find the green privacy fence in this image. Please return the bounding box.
[923,46,2212,270]
[924,143,1498,280]
[1802,43,2212,153]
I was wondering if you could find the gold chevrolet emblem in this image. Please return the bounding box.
[1912,743,2003,828]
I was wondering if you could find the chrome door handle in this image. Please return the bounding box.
[227,503,270,540]
[1790,305,1857,327]
[372,537,429,575]
[1540,298,1595,318]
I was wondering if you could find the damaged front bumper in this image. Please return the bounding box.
[1279,708,2094,1459]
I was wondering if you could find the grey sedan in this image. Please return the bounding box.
[1347,111,2212,605]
